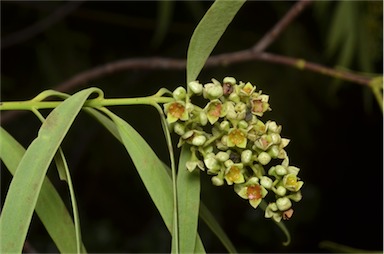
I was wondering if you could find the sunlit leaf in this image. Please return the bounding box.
[186,0,246,83]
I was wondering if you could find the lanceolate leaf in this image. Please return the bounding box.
[177,145,201,253]
[99,108,205,253]
[0,127,86,253]
[0,88,99,253]
[186,0,246,83]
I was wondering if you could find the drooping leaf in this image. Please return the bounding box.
[0,127,87,253]
[186,0,246,83]
[0,87,99,253]
[177,145,201,253]
[98,108,206,253]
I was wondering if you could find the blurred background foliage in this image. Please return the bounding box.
[1,1,383,253]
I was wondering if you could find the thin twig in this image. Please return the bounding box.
[252,0,313,53]
[1,1,83,49]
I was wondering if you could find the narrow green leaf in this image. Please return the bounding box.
[186,0,246,83]
[0,128,87,253]
[0,88,99,253]
[99,108,205,253]
[199,203,237,253]
[177,145,201,253]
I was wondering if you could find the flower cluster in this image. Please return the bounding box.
[164,77,303,222]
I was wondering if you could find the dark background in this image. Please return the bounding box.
[1,1,383,253]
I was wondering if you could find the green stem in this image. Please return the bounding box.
[151,102,179,254]
[0,96,175,111]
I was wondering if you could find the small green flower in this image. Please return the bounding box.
[251,94,270,117]
[283,173,304,192]
[224,163,245,185]
[265,202,282,222]
[239,82,256,97]
[164,101,189,123]
[227,128,247,148]
[186,160,204,172]
[235,178,268,208]
[205,100,226,124]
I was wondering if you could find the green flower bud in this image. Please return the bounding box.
[223,77,236,85]
[224,159,234,168]
[216,151,230,162]
[241,150,253,164]
[260,176,273,189]
[192,135,206,146]
[204,153,219,170]
[267,145,280,158]
[188,81,203,95]
[203,83,223,100]
[275,186,287,196]
[220,120,230,131]
[238,120,248,129]
[212,176,224,186]
[275,165,287,176]
[174,123,185,135]
[276,197,292,211]
[267,121,278,133]
[173,86,186,100]
[258,152,271,165]
[199,112,208,126]
[247,177,260,186]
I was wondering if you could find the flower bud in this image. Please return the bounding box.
[224,159,234,168]
[188,81,203,95]
[219,120,230,131]
[275,165,287,176]
[199,112,208,126]
[173,86,186,100]
[223,77,236,85]
[258,152,271,165]
[267,145,280,158]
[192,135,206,146]
[260,176,273,189]
[276,197,292,211]
[247,177,259,186]
[241,150,253,164]
[238,120,248,129]
[204,154,219,170]
[203,83,223,100]
[216,151,230,162]
[275,186,287,196]
[212,176,224,186]
[267,121,278,133]
[174,123,185,135]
